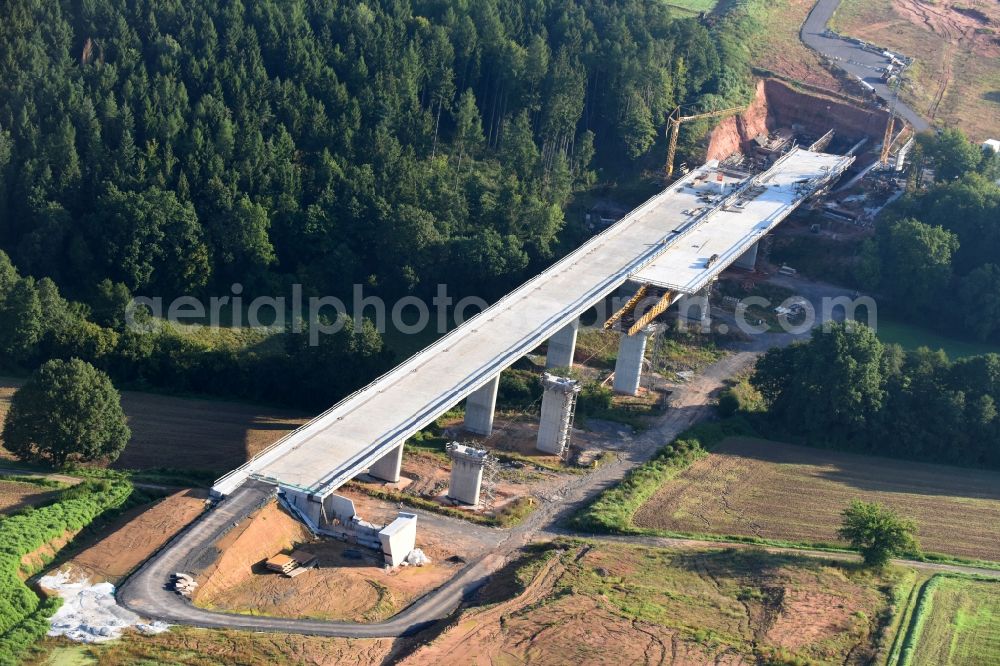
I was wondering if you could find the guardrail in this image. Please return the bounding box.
[211,163,709,497]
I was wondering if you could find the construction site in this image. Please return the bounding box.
[111,75,915,632]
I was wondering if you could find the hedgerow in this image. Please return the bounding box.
[571,418,755,533]
[896,574,944,666]
[0,475,132,665]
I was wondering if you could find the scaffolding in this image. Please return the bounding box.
[480,452,500,512]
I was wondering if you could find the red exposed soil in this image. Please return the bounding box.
[707,79,891,162]
[194,497,479,623]
[66,489,209,583]
[893,0,1000,57]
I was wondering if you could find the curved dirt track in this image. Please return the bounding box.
[117,353,758,637]
[117,349,999,639]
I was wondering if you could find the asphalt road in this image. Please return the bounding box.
[116,347,1000,638]
[116,352,759,638]
[801,0,931,132]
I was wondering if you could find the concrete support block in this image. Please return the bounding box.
[379,512,417,567]
[446,443,488,506]
[464,373,500,435]
[369,442,404,483]
[282,487,323,529]
[537,374,581,455]
[734,242,759,271]
[322,493,357,524]
[545,318,579,369]
[613,327,653,396]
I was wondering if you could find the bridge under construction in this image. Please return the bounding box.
[210,146,853,517]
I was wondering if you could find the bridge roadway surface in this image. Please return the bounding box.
[117,351,1000,638]
[212,147,853,500]
[801,0,930,132]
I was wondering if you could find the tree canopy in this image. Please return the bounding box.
[838,500,919,568]
[2,358,131,467]
[751,323,1000,468]
[861,130,1000,342]
[0,0,758,410]
[0,0,750,305]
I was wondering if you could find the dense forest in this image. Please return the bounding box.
[0,0,756,408]
[0,0,751,302]
[749,323,1000,469]
[859,130,1000,342]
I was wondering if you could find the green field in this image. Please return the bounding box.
[907,577,1000,666]
[876,317,1000,360]
[664,0,720,16]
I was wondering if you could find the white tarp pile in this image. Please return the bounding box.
[404,548,431,566]
[38,570,169,643]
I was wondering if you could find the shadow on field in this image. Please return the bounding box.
[719,437,1000,501]
[668,547,860,581]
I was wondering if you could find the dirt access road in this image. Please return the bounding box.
[117,351,759,637]
[801,0,931,131]
[117,347,1000,638]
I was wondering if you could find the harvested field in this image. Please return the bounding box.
[831,0,1000,139]
[911,576,1000,664]
[0,479,60,515]
[0,377,309,472]
[633,437,1000,561]
[402,542,899,665]
[61,489,209,584]
[194,497,493,622]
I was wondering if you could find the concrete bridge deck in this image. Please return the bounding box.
[212,147,853,500]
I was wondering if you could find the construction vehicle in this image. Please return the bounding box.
[665,105,744,180]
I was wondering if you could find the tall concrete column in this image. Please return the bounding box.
[735,242,759,271]
[613,327,654,395]
[536,374,581,455]
[678,289,711,331]
[446,443,488,506]
[369,442,404,483]
[464,373,500,435]
[545,318,579,369]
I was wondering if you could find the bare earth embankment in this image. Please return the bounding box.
[633,437,1000,561]
[831,0,1000,139]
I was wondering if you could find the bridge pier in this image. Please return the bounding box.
[545,318,579,369]
[369,442,404,483]
[613,326,655,396]
[537,374,581,455]
[464,374,500,435]
[678,289,711,332]
[447,443,488,506]
[734,241,759,271]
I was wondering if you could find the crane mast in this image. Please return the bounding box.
[880,76,903,167]
[665,105,744,180]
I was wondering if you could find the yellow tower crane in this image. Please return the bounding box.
[665,105,745,180]
[879,76,903,167]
